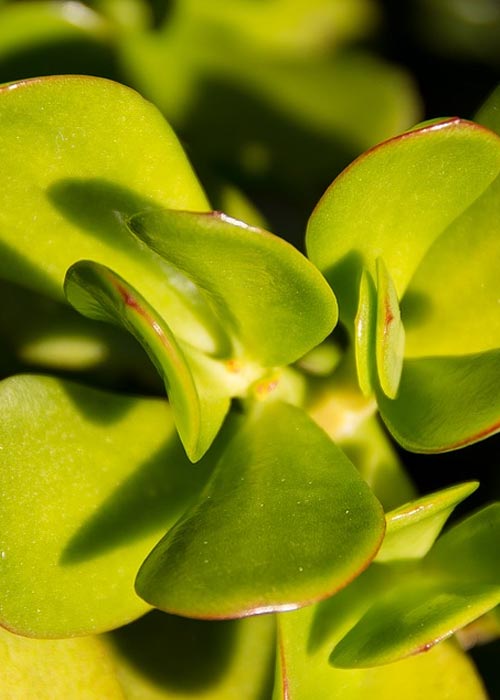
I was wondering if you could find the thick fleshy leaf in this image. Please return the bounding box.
[376,482,479,562]
[0,374,211,637]
[425,504,500,585]
[402,172,500,357]
[65,260,230,461]
[128,209,338,366]
[377,350,500,452]
[274,602,487,699]
[105,611,275,699]
[136,401,385,619]
[354,268,377,396]
[375,258,405,399]
[0,75,220,353]
[0,626,124,699]
[306,118,500,328]
[330,578,500,668]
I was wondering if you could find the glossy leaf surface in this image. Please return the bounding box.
[136,402,385,619]
[0,75,218,353]
[275,602,487,699]
[0,375,210,636]
[375,258,405,399]
[0,626,123,699]
[354,269,376,396]
[376,482,479,562]
[105,611,275,699]
[128,208,338,366]
[65,260,230,461]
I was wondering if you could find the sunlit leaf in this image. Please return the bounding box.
[375,258,405,399]
[354,268,376,396]
[376,482,479,562]
[0,374,211,636]
[136,402,385,619]
[306,118,500,328]
[0,626,123,699]
[0,75,220,353]
[128,208,338,366]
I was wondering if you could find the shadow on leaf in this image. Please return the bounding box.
[60,432,213,564]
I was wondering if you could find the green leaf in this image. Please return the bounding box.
[274,602,487,699]
[376,482,479,563]
[306,118,500,328]
[65,260,230,461]
[425,504,500,585]
[136,402,385,619]
[0,75,220,353]
[329,578,500,668]
[375,258,405,399]
[105,611,275,699]
[0,374,210,637]
[0,626,124,699]
[128,209,338,366]
[354,268,377,396]
[377,350,500,452]
[402,172,500,358]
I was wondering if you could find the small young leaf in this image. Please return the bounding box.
[65,260,230,461]
[375,258,405,399]
[354,268,377,396]
[376,482,479,562]
[128,209,338,366]
[136,402,385,619]
[0,374,210,637]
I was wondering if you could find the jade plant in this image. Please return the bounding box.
[0,75,499,698]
